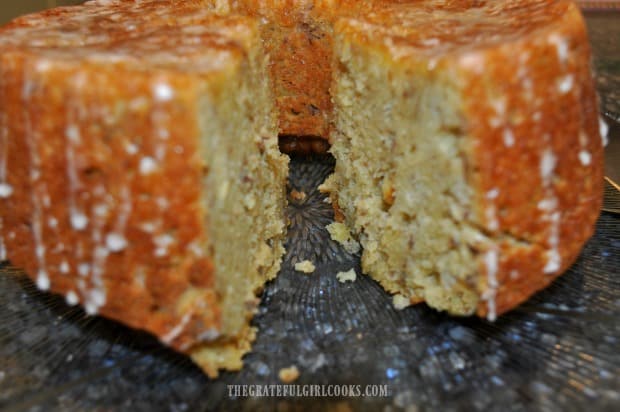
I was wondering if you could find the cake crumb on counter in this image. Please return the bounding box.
[289,189,307,201]
[336,268,357,283]
[279,365,300,383]
[294,260,315,273]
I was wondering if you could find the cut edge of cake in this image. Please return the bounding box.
[189,29,289,375]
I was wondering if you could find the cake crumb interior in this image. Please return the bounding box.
[190,49,288,376]
[329,40,485,315]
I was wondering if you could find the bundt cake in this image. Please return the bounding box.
[0,0,605,377]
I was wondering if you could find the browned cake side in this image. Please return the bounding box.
[329,0,604,320]
[456,2,603,317]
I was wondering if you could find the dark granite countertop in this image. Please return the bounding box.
[1,11,619,412]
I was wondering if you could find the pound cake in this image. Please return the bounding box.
[0,0,605,376]
[0,1,289,377]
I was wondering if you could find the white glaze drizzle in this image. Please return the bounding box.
[543,212,561,273]
[150,81,171,177]
[490,97,506,117]
[105,233,128,252]
[547,30,573,272]
[483,187,500,320]
[484,188,500,232]
[23,67,49,291]
[0,65,8,261]
[578,150,591,166]
[483,248,499,321]
[459,52,485,74]
[0,110,11,198]
[153,81,174,102]
[65,75,90,305]
[197,328,220,342]
[578,128,590,168]
[0,64,11,199]
[65,73,88,231]
[0,220,5,262]
[60,260,70,274]
[153,233,175,257]
[78,263,90,277]
[125,142,138,155]
[48,216,58,229]
[557,74,573,94]
[540,148,556,181]
[67,73,107,314]
[161,311,193,345]
[66,290,79,306]
[83,184,109,315]
[107,185,132,253]
[503,128,515,148]
[486,188,499,199]
[0,62,6,177]
[548,33,569,65]
[139,156,157,175]
[187,240,204,257]
[72,86,133,314]
[66,88,89,231]
[0,184,11,198]
[539,144,561,274]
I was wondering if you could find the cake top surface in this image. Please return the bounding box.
[336,0,578,60]
[0,0,582,70]
[0,0,256,74]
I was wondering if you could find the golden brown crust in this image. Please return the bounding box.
[0,55,222,351]
[457,2,604,317]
